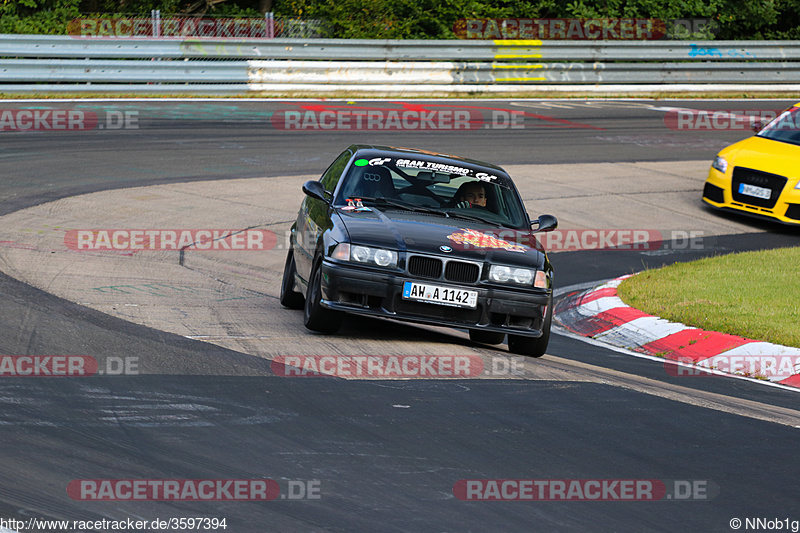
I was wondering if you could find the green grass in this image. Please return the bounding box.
[617,247,800,348]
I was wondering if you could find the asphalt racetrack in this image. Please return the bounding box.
[0,99,799,532]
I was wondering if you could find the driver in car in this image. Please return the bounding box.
[456,182,487,208]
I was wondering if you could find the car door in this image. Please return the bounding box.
[293,148,353,285]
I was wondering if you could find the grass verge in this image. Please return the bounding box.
[617,246,800,348]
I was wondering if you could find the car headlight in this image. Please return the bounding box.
[489,265,546,287]
[331,243,397,269]
[711,155,728,174]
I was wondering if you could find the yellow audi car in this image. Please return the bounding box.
[703,103,800,225]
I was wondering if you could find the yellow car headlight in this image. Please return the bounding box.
[711,155,728,174]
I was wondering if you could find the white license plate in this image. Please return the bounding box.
[402,281,478,308]
[739,183,772,200]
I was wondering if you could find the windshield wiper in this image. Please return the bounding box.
[345,197,512,227]
[443,210,505,227]
[356,196,449,217]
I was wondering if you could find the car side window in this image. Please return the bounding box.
[319,150,352,193]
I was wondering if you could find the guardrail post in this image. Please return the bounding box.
[266,12,274,39]
[151,10,161,38]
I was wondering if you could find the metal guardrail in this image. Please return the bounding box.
[247,60,800,84]
[2,35,799,61]
[187,39,800,62]
[0,59,248,83]
[1,35,800,93]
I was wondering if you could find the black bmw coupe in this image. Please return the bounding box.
[280,145,558,357]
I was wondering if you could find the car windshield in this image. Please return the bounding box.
[334,156,528,228]
[756,106,800,146]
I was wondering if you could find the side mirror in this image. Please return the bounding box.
[302,180,330,203]
[532,214,558,233]
[751,120,763,133]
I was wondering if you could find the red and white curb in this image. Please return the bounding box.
[554,275,800,390]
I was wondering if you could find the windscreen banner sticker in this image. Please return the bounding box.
[396,158,501,181]
[447,228,526,252]
[354,157,392,167]
[357,157,505,184]
[395,159,471,176]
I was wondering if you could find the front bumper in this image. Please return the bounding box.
[703,167,800,226]
[319,259,551,338]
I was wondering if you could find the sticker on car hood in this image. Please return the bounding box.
[446,228,526,252]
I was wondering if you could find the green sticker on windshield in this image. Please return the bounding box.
[354,159,369,167]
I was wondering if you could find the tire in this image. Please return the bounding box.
[507,302,552,358]
[303,259,343,334]
[469,329,506,345]
[280,249,304,310]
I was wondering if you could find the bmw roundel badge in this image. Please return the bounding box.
[440,245,453,253]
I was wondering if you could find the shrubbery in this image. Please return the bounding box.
[1,0,799,39]
[1,0,81,34]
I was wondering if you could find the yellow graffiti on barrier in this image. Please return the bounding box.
[493,39,543,60]
[490,61,546,82]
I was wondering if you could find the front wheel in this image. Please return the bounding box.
[280,249,304,309]
[303,259,343,334]
[507,303,552,358]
